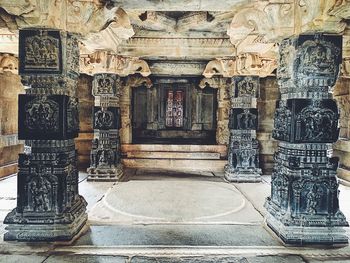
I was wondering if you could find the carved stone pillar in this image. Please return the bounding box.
[264,34,349,245]
[4,28,87,241]
[87,73,123,181]
[224,76,262,182]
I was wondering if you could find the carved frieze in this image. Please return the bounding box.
[272,99,339,143]
[80,51,151,77]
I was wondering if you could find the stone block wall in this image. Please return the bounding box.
[333,77,350,181]
[0,72,24,178]
[257,77,280,174]
[76,74,94,170]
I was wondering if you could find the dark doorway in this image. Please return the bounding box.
[132,77,217,144]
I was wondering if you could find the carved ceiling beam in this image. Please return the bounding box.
[0,53,18,74]
[176,12,212,32]
[227,1,347,46]
[138,11,176,32]
[80,51,151,77]
[118,37,235,60]
[203,53,277,78]
[0,1,134,52]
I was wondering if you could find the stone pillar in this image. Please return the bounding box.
[87,73,123,181]
[224,76,262,182]
[4,28,87,241]
[264,34,349,245]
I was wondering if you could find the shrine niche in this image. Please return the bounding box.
[132,77,217,144]
[225,76,262,182]
[264,34,348,245]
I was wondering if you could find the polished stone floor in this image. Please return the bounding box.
[0,169,350,262]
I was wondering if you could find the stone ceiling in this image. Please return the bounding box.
[0,0,349,78]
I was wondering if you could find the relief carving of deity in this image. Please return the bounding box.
[94,76,115,96]
[237,77,257,97]
[30,176,51,212]
[297,39,340,80]
[24,34,60,71]
[94,110,114,129]
[297,101,337,141]
[237,109,256,129]
[25,97,59,132]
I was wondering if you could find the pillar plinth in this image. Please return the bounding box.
[4,28,87,242]
[224,76,262,182]
[264,34,349,245]
[87,73,123,181]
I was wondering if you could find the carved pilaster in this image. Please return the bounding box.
[199,77,230,145]
[87,73,123,181]
[264,34,349,245]
[224,76,262,182]
[4,28,87,242]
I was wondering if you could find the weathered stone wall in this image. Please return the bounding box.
[257,76,279,174]
[76,74,94,170]
[333,77,350,181]
[0,72,24,178]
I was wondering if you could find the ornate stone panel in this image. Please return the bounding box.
[225,76,262,182]
[18,95,79,140]
[4,28,87,242]
[264,34,349,245]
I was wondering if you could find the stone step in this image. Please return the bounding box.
[122,158,226,172]
[122,144,227,158]
[125,151,221,160]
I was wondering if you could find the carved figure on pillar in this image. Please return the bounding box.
[264,34,349,245]
[4,28,87,242]
[224,76,262,182]
[87,73,123,181]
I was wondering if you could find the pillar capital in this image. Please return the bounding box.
[80,51,151,77]
[203,54,277,78]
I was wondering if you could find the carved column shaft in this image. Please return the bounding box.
[224,76,262,182]
[87,73,123,181]
[4,28,87,241]
[264,34,349,245]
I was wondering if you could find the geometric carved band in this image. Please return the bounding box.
[18,94,79,140]
[272,99,339,143]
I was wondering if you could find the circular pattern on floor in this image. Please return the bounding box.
[100,179,249,222]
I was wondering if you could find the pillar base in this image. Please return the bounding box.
[87,164,123,182]
[224,165,262,183]
[264,198,349,246]
[4,196,88,242]
[264,212,348,246]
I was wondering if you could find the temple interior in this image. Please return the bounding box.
[0,0,350,262]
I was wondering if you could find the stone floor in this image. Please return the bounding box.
[0,169,350,262]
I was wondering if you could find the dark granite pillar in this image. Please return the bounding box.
[87,73,123,181]
[4,28,87,241]
[224,76,262,182]
[264,34,349,245]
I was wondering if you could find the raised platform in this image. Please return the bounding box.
[122,144,227,172]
